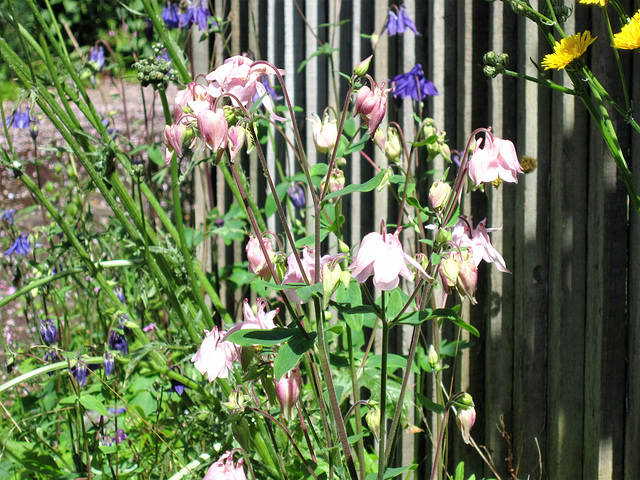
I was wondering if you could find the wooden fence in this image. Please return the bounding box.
[197,1,640,478]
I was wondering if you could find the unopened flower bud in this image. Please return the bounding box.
[370,34,379,49]
[324,168,345,193]
[353,55,373,77]
[246,233,275,280]
[422,119,437,139]
[374,128,386,151]
[439,254,459,291]
[287,184,306,209]
[164,124,187,156]
[365,405,381,441]
[483,51,499,67]
[454,393,476,444]
[227,125,246,160]
[427,345,439,369]
[385,126,402,163]
[435,228,451,245]
[322,262,343,308]
[275,367,302,420]
[429,181,451,212]
[456,250,478,304]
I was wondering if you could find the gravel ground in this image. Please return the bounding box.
[0,78,177,379]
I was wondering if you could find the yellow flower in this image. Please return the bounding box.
[542,31,597,70]
[612,10,640,50]
[579,0,606,6]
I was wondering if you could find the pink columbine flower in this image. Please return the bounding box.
[350,228,427,290]
[226,298,279,338]
[467,133,523,187]
[203,451,247,480]
[191,327,238,381]
[197,108,229,153]
[275,367,302,420]
[451,215,509,273]
[246,233,274,280]
[206,55,286,120]
[355,82,389,135]
[308,113,338,154]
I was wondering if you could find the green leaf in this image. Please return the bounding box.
[365,464,417,480]
[147,144,164,166]
[296,282,323,302]
[298,43,339,73]
[367,353,419,374]
[416,392,445,415]
[226,327,296,347]
[322,168,388,202]
[79,394,108,416]
[273,334,316,380]
[342,118,357,137]
[265,181,290,218]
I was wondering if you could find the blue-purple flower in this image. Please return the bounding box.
[104,352,115,378]
[287,184,306,209]
[1,209,15,224]
[389,64,438,106]
[181,1,213,31]
[71,362,88,387]
[5,233,30,256]
[162,3,180,29]
[109,330,129,355]
[89,46,105,71]
[101,119,119,140]
[170,366,185,396]
[385,5,419,36]
[40,318,57,346]
[5,106,30,129]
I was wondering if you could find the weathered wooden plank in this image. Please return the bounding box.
[512,1,549,477]
[624,51,640,480]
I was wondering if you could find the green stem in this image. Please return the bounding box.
[347,328,366,480]
[170,153,212,323]
[377,293,388,480]
[314,301,359,480]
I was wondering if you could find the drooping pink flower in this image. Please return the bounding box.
[203,451,247,480]
[246,233,274,280]
[275,367,302,420]
[197,108,228,153]
[467,133,522,187]
[308,113,338,154]
[350,228,427,290]
[354,82,389,135]
[206,55,286,120]
[451,215,509,273]
[191,327,238,381]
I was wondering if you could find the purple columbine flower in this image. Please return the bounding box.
[287,184,306,209]
[5,233,30,256]
[1,209,15,224]
[115,429,127,444]
[40,318,57,346]
[6,106,31,129]
[72,363,88,387]
[104,352,115,378]
[109,331,128,355]
[107,406,126,415]
[389,64,438,106]
[181,2,213,31]
[114,287,126,304]
[162,3,180,29]
[90,46,105,71]
[385,5,419,36]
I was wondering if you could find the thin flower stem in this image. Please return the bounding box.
[429,407,450,480]
[502,69,575,95]
[602,6,630,110]
[314,301,360,480]
[249,407,319,480]
[170,153,212,322]
[346,328,367,480]
[377,302,389,480]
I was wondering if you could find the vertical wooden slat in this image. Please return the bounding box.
[584,8,628,479]
[513,0,549,476]
[625,52,640,480]
[546,6,587,478]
